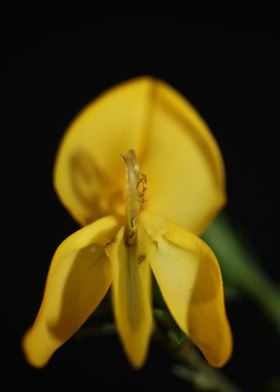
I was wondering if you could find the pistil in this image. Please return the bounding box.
[122,149,146,246]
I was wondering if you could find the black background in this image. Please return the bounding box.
[3,7,279,391]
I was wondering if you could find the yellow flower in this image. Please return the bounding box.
[22,77,232,369]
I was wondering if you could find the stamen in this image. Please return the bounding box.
[122,149,146,246]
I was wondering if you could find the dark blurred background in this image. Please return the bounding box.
[3,6,279,391]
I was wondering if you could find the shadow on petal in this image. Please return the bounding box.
[187,252,232,367]
[47,244,112,342]
[68,150,124,225]
[22,216,119,368]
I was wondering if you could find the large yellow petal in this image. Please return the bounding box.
[22,216,120,368]
[54,78,155,225]
[141,79,226,234]
[143,213,232,367]
[105,225,153,368]
[54,77,225,232]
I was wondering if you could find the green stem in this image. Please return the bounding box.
[155,324,241,392]
[154,310,242,391]
[202,212,280,333]
[173,341,242,392]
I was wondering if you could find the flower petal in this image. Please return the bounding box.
[54,77,225,232]
[141,79,226,234]
[54,77,156,225]
[22,216,120,368]
[105,225,153,368]
[143,213,232,367]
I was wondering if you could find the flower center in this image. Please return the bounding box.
[122,149,147,246]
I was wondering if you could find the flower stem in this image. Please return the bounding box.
[154,309,241,391]
[173,341,241,392]
[202,212,280,333]
[155,322,241,392]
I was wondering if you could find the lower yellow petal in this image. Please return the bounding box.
[22,215,120,368]
[143,213,232,367]
[105,225,153,368]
